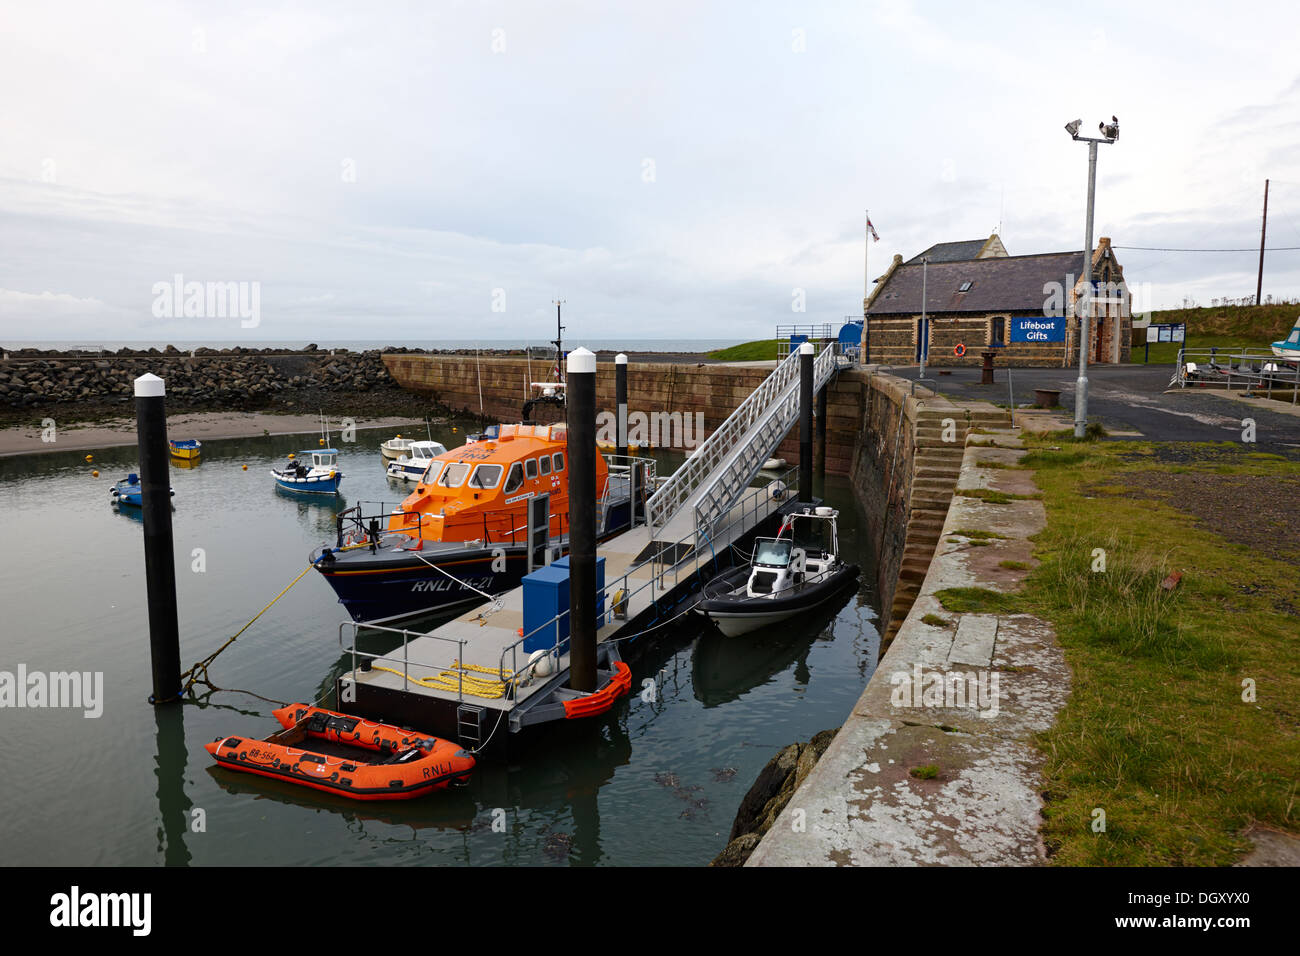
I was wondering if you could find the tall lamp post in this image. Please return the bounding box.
[1064,116,1119,439]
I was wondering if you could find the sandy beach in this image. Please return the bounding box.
[0,411,427,457]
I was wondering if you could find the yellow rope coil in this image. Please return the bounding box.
[369,660,511,700]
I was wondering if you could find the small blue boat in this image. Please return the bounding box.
[271,449,344,495]
[111,473,175,507]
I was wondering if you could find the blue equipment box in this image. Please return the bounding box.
[521,556,605,654]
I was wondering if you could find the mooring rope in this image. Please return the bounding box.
[179,547,369,700]
[406,548,504,623]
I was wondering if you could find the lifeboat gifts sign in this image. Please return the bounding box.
[1010,315,1067,343]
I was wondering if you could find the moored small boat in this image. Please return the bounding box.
[110,473,174,507]
[204,703,475,801]
[380,435,414,463]
[271,449,343,495]
[168,438,202,460]
[698,507,858,637]
[385,440,448,483]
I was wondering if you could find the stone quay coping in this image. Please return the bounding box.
[748,425,1069,866]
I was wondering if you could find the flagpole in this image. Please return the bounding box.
[864,210,871,364]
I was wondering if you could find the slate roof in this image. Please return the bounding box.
[903,239,989,265]
[867,251,1085,316]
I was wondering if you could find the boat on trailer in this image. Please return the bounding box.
[1271,316,1300,362]
[204,703,474,801]
[698,506,858,637]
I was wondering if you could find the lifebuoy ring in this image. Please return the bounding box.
[954,343,967,357]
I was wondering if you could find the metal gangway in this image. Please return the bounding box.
[1171,347,1300,403]
[646,342,846,543]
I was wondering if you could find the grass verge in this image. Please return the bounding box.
[1017,436,1298,864]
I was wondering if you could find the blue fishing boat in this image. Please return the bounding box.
[1271,316,1300,363]
[271,449,344,496]
[110,473,175,507]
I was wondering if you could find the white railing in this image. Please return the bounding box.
[648,343,840,534]
[495,468,795,685]
[1172,347,1300,403]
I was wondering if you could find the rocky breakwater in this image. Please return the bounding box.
[711,728,838,867]
[0,346,400,410]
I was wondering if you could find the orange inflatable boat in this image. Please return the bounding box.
[204,704,475,801]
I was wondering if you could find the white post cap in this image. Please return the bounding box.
[566,346,596,375]
[134,372,165,397]
[799,342,814,355]
[615,353,628,365]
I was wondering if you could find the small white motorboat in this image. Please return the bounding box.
[385,440,448,483]
[762,457,787,471]
[380,436,415,464]
[698,507,858,637]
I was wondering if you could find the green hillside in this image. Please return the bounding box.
[1134,303,1298,363]
[707,339,783,361]
[1145,303,1296,339]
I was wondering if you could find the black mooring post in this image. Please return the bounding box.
[817,382,827,440]
[567,347,598,693]
[799,342,814,503]
[136,373,181,704]
[615,352,628,460]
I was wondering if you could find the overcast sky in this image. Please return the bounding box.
[2,0,1299,345]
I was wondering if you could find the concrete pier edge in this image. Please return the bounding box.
[748,418,1070,866]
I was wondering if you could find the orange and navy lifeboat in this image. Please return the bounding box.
[386,422,606,544]
[313,421,635,622]
[204,704,475,800]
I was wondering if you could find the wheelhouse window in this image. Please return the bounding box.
[469,463,503,489]
[525,458,538,480]
[503,462,525,494]
[421,462,445,485]
[539,455,552,475]
[438,462,470,488]
[552,452,565,472]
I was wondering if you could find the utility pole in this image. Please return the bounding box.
[1256,179,1270,306]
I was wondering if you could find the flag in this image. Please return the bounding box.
[867,217,880,242]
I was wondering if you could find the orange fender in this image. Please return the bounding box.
[563,661,632,720]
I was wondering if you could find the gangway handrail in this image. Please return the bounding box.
[646,342,840,530]
[494,468,795,685]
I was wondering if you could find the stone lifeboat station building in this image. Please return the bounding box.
[863,233,1132,367]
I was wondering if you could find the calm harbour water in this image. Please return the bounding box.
[0,421,879,866]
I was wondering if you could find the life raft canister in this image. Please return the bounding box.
[954,343,967,357]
